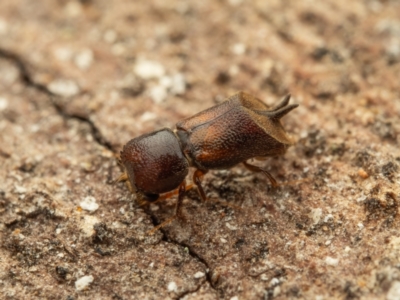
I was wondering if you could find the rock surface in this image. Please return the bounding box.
[0,0,399,299]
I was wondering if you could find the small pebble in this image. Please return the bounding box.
[48,79,80,97]
[169,73,186,95]
[231,43,246,55]
[194,271,205,278]
[75,275,94,291]
[81,215,99,236]
[270,277,280,287]
[134,60,165,79]
[74,49,94,70]
[167,281,177,292]
[149,85,168,103]
[80,196,99,212]
[325,256,339,266]
[309,208,322,224]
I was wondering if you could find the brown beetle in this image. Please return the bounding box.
[118,92,298,230]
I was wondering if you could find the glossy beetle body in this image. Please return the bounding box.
[119,92,298,227]
[176,92,294,170]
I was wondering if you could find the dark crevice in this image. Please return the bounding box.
[148,213,219,295]
[0,48,50,95]
[50,98,115,152]
[0,48,115,153]
[165,233,220,296]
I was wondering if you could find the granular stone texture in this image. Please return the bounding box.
[0,0,399,299]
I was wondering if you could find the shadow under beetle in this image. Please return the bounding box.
[118,92,298,230]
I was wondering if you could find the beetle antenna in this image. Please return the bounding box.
[268,103,299,120]
[272,94,291,111]
[255,94,298,119]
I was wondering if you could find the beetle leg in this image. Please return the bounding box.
[147,180,187,235]
[125,180,136,194]
[193,169,208,202]
[138,183,193,207]
[243,161,278,188]
[175,180,187,218]
[116,172,139,194]
[136,192,153,207]
[116,172,128,183]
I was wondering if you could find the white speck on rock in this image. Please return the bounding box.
[48,79,80,97]
[356,196,366,203]
[231,43,246,55]
[149,85,168,103]
[324,214,333,222]
[273,286,281,297]
[140,112,157,122]
[269,277,280,287]
[169,73,186,95]
[74,49,94,70]
[160,75,172,88]
[325,256,339,266]
[75,275,94,291]
[309,208,322,224]
[357,223,364,230]
[167,281,177,292]
[0,97,8,111]
[15,185,27,194]
[134,59,165,79]
[81,215,99,236]
[230,297,239,300]
[194,271,205,278]
[226,222,237,230]
[29,266,38,272]
[220,238,227,243]
[80,196,99,212]
[387,281,400,300]
[260,274,269,281]
[150,204,159,211]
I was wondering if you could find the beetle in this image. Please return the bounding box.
[118,92,298,230]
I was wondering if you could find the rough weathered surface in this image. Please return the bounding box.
[1,0,399,299]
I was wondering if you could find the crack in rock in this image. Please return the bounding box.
[147,212,217,297]
[0,47,114,152]
[159,227,220,296]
